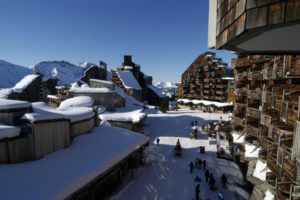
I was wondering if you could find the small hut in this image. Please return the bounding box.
[0,125,28,163]
[21,111,71,160]
[0,99,32,125]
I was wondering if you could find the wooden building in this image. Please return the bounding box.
[178,52,233,102]
[0,99,32,126]
[231,55,300,199]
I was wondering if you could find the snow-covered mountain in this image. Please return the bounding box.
[155,81,177,89]
[34,61,84,86]
[0,59,32,88]
[155,81,177,99]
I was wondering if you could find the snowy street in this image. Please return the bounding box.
[111,109,249,200]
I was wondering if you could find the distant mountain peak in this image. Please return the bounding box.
[155,81,177,89]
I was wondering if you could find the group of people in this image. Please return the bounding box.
[189,157,228,200]
[191,120,198,127]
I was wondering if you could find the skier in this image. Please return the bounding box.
[221,173,227,188]
[194,157,199,169]
[198,158,202,170]
[195,183,200,200]
[156,137,160,145]
[205,169,210,183]
[203,160,207,170]
[189,161,194,174]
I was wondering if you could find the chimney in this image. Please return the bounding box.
[99,60,107,80]
[124,55,133,66]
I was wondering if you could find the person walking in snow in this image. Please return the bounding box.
[191,121,194,127]
[205,169,210,183]
[189,161,194,174]
[203,160,207,170]
[156,138,160,145]
[195,157,199,169]
[221,173,227,188]
[209,175,216,190]
[198,158,202,170]
[195,183,200,200]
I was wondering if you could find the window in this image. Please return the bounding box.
[246,6,268,29]
[269,2,285,25]
[286,0,300,22]
[235,0,246,20]
[277,147,284,167]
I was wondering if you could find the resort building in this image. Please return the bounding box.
[208,0,300,199]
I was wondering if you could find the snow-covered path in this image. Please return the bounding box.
[111,109,249,200]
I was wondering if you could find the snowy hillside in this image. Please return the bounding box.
[0,60,32,88]
[155,81,177,89]
[34,61,84,86]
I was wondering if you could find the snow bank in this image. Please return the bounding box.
[177,99,233,107]
[264,190,274,200]
[0,99,31,110]
[0,125,149,200]
[245,143,260,158]
[253,160,271,181]
[69,87,113,94]
[147,85,165,98]
[116,70,141,90]
[13,74,40,93]
[232,132,245,144]
[0,125,21,139]
[0,88,13,99]
[99,109,146,123]
[22,102,94,123]
[58,96,94,109]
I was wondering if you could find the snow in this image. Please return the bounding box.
[264,190,274,200]
[0,125,148,200]
[0,59,32,88]
[253,160,271,181]
[0,125,21,139]
[22,102,94,123]
[222,77,234,80]
[47,95,59,99]
[177,99,233,107]
[124,66,133,70]
[110,109,248,200]
[79,61,97,69]
[99,109,146,123]
[13,74,40,93]
[147,84,165,98]
[69,87,113,94]
[245,143,260,158]
[0,99,31,110]
[116,70,142,90]
[0,88,13,99]
[232,131,245,144]
[89,79,113,85]
[34,61,84,86]
[114,85,144,111]
[58,96,94,109]
[155,81,177,89]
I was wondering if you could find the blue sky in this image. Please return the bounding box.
[0,0,235,83]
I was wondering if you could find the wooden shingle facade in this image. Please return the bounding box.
[232,55,300,199]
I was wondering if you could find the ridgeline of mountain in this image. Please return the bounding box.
[155,81,177,89]
[0,59,32,88]
[33,61,84,86]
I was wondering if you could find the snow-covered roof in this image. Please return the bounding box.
[245,143,260,158]
[0,125,21,140]
[116,70,142,90]
[79,61,97,69]
[0,88,13,99]
[232,131,245,144]
[99,109,146,123]
[0,99,31,110]
[147,85,165,98]
[13,74,40,93]
[89,79,114,85]
[0,125,149,200]
[253,160,271,181]
[69,87,113,94]
[177,99,233,107]
[22,102,94,123]
[124,66,133,70]
[58,96,94,109]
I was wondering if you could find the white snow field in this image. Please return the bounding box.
[111,109,249,200]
